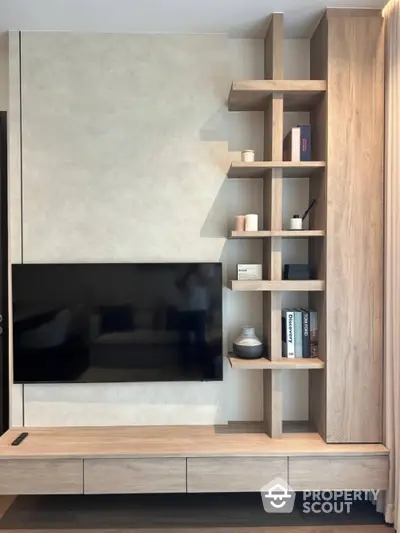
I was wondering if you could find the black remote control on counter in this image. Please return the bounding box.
[11,432,28,446]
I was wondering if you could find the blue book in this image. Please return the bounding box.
[298,124,311,161]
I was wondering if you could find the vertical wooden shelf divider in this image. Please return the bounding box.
[262,13,284,438]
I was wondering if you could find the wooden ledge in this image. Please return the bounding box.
[0,426,388,460]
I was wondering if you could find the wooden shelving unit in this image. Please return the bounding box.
[227,354,324,370]
[227,13,327,439]
[228,80,326,112]
[230,230,325,238]
[228,161,325,179]
[229,280,324,292]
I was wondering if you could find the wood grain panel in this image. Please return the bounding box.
[228,355,324,370]
[263,19,283,440]
[0,459,83,494]
[264,13,283,80]
[230,280,324,292]
[0,426,388,458]
[263,370,282,437]
[326,15,384,443]
[326,8,383,18]
[228,161,326,179]
[231,230,325,238]
[84,458,186,494]
[309,18,328,441]
[289,456,389,490]
[311,16,328,82]
[228,81,326,112]
[187,457,286,492]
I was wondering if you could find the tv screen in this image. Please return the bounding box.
[12,263,223,383]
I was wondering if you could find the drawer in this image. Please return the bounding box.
[84,458,186,494]
[0,459,83,495]
[289,456,389,491]
[187,457,287,493]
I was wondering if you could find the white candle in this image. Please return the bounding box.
[290,216,303,230]
[245,214,258,232]
[241,150,255,162]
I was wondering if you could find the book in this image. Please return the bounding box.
[300,308,310,358]
[309,310,318,358]
[293,309,303,358]
[283,127,300,162]
[282,309,295,358]
[298,124,312,161]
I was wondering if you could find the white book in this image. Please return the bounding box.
[291,127,301,161]
[282,309,295,358]
[283,127,301,162]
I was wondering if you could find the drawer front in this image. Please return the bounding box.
[187,457,287,493]
[289,456,389,491]
[84,458,186,494]
[0,459,83,495]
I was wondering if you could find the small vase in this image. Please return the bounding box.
[233,327,264,359]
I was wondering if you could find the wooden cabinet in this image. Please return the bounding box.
[289,456,389,491]
[310,9,384,444]
[0,459,83,494]
[84,458,186,494]
[187,457,287,493]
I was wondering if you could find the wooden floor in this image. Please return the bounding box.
[0,494,393,533]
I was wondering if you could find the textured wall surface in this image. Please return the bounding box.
[9,33,310,427]
[8,32,21,265]
[0,33,8,111]
[20,34,233,263]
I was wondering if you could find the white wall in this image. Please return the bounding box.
[9,34,311,427]
[0,33,8,111]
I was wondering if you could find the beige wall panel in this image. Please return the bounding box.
[20,33,230,263]
[10,384,23,427]
[0,33,9,111]
[8,32,21,264]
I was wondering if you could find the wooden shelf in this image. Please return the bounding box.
[0,426,388,459]
[228,161,326,179]
[230,230,325,238]
[228,80,326,112]
[228,354,324,370]
[229,280,325,292]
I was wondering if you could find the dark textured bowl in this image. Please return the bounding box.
[233,343,264,359]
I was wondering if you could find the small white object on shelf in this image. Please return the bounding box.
[290,215,302,230]
[237,264,262,281]
[245,214,258,231]
[241,150,255,162]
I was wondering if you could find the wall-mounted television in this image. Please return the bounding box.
[12,263,223,384]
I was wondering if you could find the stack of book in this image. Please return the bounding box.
[282,309,318,358]
[283,124,311,162]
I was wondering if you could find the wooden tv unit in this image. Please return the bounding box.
[0,425,389,495]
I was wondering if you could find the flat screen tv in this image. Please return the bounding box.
[12,263,223,383]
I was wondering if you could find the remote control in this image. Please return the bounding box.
[11,432,28,446]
